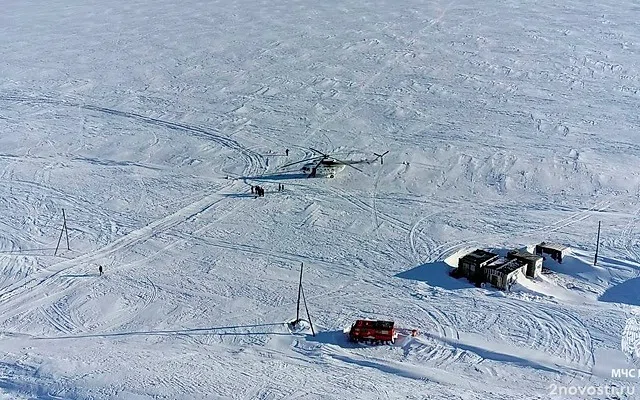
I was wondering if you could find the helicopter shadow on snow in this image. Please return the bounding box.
[239,172,310,182]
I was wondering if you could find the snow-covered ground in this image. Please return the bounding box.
[1,0,640,398]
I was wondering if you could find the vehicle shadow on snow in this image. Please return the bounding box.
[35,322,290,340]
[395,262,473,290]
[304,329,364,348]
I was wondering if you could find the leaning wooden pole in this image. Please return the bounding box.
[300,283,315,336]
[295,262,304,323]
[594,221,601,266]
[54,223,64,256]
[54,210,65,256]
[63,208,70,251]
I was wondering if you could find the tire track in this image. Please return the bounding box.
[490,299,594,372]
[324,186,411,233]
[38,299,77,334]
[408,212,442,264]
[0,181,239,324]
[91,275,160,334]
[65,183,250,333]
[620,205,640,263]
[0,94,265,176]
[417,198,614,264]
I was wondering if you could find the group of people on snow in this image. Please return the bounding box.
[250,183,286,197]
[251,185,265,197]
[249,149,290,197]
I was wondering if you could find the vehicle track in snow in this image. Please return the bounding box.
[82,275,160,335]
[484,299,594,374]
[37,297,82,335]
[0,89,267,332]
[5,172,254,335]
[0,93,265,177]
[619,204,640,264]
[408,212,444,264]
[323,185,411,234]
[413,197,615,265]
[60,183,249,334]
[0,181,239,326]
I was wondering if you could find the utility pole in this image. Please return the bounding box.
[290,262,315,335]
[594,221,601,266]
[54,208,70,256]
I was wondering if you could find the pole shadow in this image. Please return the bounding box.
[57,274,95,278]
[0,248,57,255]
[35,322,289,340]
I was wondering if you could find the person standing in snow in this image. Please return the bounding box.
[99,265,103,276]
[285,149,289,157]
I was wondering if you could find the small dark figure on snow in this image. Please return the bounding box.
[285,149,289,156]
[251,186,255,194]
[99,265,103,276]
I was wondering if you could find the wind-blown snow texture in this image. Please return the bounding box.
[1,0,640,398]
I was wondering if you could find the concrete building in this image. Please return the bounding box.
[507,249,543,278]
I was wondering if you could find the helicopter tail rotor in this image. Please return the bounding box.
[372,150,389,165]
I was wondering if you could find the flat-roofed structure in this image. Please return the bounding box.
[507,249,543,278]
[535,242,569,264]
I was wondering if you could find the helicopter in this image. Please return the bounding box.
[278,148,389,178]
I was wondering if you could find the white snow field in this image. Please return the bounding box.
[1,0,640,398]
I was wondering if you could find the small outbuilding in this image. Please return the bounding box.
[457,249,499,284]
[484,258,526,291]
[535,242,569,264]
[507,249,543,278]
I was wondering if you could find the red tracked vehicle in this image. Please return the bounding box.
[347,320,398,345]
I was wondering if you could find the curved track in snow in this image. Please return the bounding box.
[0,94,266,177]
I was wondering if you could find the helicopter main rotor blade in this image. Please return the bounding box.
[332,157,364,172]
[344,163,364,172]
[309,147,330,158]
[278,156,324,170]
